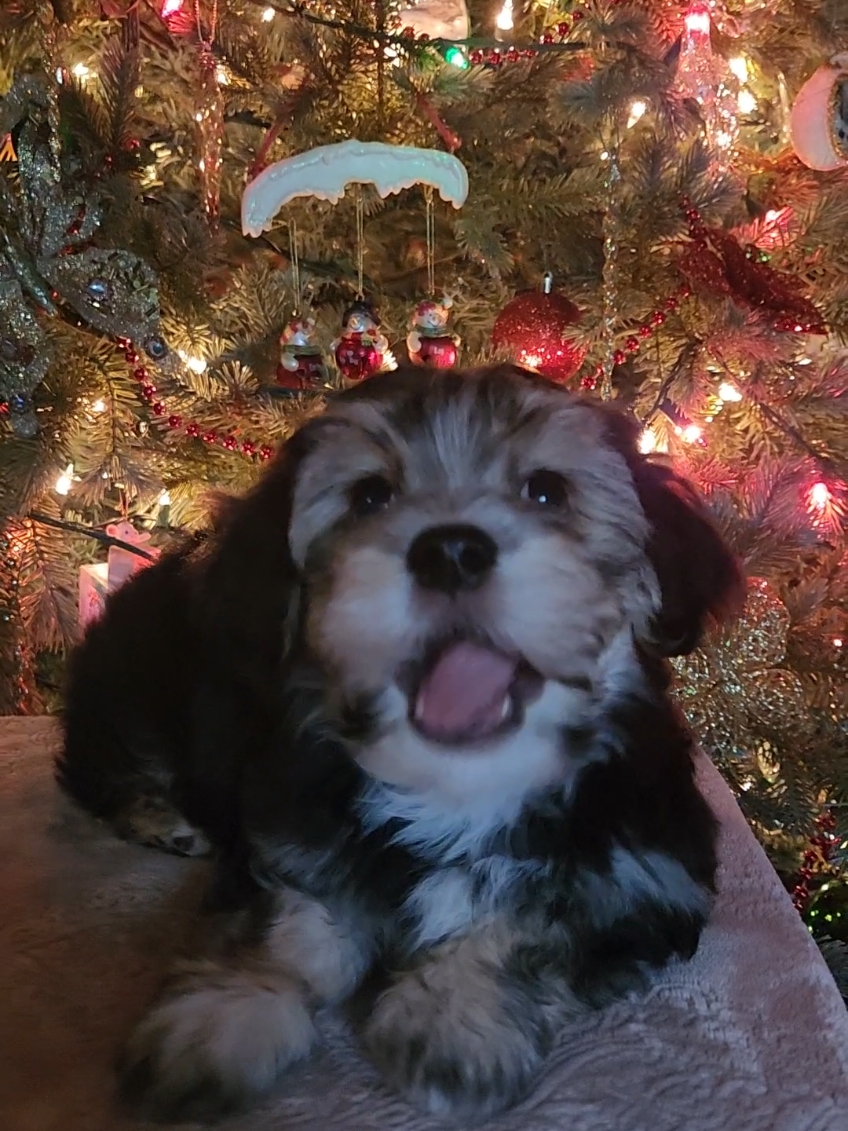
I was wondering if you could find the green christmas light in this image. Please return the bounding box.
[445,46,469,69]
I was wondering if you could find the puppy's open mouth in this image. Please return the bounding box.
[405,639,544,747]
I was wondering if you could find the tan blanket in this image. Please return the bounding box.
[1,717,846,1131]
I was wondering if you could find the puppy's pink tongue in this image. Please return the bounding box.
[413,642,518,743]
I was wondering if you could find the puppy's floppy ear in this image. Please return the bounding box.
[190,424,318,692]
[600,408,745,657]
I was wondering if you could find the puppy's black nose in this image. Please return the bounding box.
[406,524,498,593]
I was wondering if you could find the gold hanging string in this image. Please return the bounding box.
[425,187,436,298]
[193,0,222,224]
[355,186,365,299]
[194,0,219,44]
[288,219,301,314]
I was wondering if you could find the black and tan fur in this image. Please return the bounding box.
[57,365,743,1123]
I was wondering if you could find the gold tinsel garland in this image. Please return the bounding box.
[672,577,814,775]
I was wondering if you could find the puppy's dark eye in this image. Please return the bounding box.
[522,470,570,507]
[348,475,394,516]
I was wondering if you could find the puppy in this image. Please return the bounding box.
[57,364,744,1124]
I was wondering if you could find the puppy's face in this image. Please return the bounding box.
[282,367,740,806]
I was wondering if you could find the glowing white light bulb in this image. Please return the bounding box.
[495,0,514,32]
[261,6,276,20]
[55,464,74,495]
[737,89,757,114]
[680,423,703,444]
[91,399,106,413]
[71,62,91,79]
[728,56,749,83]
[215,66,230,85]
[177,350,208,374]
[718,381,742,402]
[627,100,647,128]
[519,351,543,368]
[638,428,658,454]
[161,0,184,16]
[158,490,172,507]
[809,481,831,510]
[684,7,710,35]
[833,637,843,649]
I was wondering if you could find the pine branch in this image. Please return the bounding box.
[99,31,142,158]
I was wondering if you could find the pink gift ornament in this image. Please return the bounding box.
[78,522,159,630]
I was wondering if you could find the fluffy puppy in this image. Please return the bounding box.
[57,364,744,1124]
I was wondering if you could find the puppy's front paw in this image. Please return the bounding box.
[115,796,211,856]
[364,969,546,1123]
[120,964,315,1122]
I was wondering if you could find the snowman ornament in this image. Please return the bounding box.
[277,316,327,389]
[406,296,460,368]
[332,301,389,384]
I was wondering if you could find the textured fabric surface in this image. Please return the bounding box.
[0,717,846,1131]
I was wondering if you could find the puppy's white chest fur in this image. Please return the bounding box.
[358,781,550,953]
[402,857,548,952]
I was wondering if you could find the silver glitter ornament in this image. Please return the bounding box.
[0,277,52,435]
[0,76,168,386]
[8,392,38,438]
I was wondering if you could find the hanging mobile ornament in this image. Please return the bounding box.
[194,0,223,226]
[407,189,460,367]
[333,189,389,384]
[276,220,327,390]
[240,139,468,382]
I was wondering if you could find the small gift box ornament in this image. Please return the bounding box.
[78,521,159,630]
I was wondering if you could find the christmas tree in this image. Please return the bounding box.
[0,0,846,983]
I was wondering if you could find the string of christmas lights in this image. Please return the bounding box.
[181,0,591,68]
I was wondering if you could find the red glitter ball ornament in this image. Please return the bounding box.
[491,273,584,383]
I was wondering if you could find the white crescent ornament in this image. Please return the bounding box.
[789,54,848,172]
[395,0,470,41]
[242,140,469,237]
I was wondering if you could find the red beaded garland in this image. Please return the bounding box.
[118,337,274,461]
[792,811,838,913]
[577,280,691,382]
